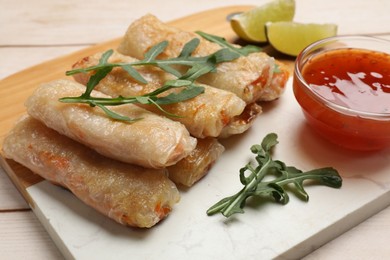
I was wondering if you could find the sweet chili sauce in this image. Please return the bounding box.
[293,48,390,151]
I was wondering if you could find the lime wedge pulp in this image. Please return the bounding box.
[266,22,338,56]
[230,0,295,43]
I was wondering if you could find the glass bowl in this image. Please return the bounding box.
[293,35,390,151]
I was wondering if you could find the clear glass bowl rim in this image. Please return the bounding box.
[294,35,390,120]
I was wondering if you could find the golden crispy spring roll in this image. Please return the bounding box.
[167,138,224,187]
[219,102,262,138]
[257,60,290,101]
[72,51,261,138]
[117,14,288,103]
[25,79,196,169]
[2,116,180,228]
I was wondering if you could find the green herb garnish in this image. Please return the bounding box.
[196,31,262,56]
[62,36,245,121]
[197,31,282,74]
[207,133,342,218]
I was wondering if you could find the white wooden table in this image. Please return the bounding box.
[1,0,390,259]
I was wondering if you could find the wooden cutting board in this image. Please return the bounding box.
[1,6,389,260]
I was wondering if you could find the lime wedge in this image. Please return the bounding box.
[230,0,295,43]
[266,22,338,56]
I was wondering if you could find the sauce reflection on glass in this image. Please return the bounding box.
[294,38,390,151]
[303,49,390,114]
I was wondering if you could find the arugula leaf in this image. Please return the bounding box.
[95,103,141,123]
[196,31,262,56]
[181,63,215,81]
[144,41,168,61]
[155,84,205,105]
[207,133,342,218]
[121,64,147,84]
[99,49,114,64]
[157,64,182,78]
[211,48,241,63]
[179,38,200,57]
[84,67,113,97]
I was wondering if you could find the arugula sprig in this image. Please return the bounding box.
[207,133,342,218]
[62,34,258,121]
[60,80,205,122]
[66,38,241,79]
[196,31,262,56]
[196,31,284,74]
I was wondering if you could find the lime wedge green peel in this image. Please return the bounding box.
[266,22,338,56]
[230,0,295,42]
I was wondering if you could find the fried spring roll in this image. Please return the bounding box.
[167,138,224,187]
[25,79,196,169]
[257,60,290,101]
[72,51,261,138]
[118,14,288,103]
[219,102,262,138]
[2,116,180,228]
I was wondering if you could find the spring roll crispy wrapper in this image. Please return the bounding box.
[2,116,180,228]
[72,51,260,138]
[258,60,290,102]
[25,79,196,169]
[167,138,224,187]
[117,14,288,103]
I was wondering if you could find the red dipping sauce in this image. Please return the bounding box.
[293,36,390,151]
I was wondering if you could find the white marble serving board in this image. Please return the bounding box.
[26,78,390,259]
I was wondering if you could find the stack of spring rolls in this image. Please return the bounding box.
[2,14,289,228]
